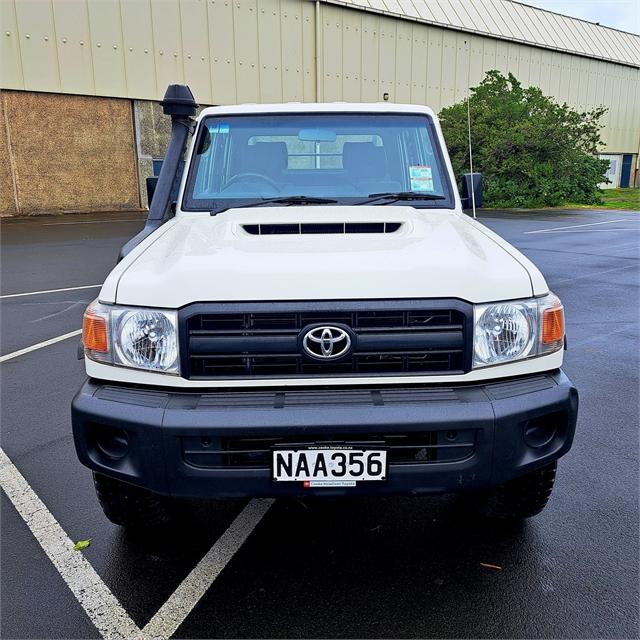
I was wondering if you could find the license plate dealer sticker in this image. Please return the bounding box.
[272,447,387,487]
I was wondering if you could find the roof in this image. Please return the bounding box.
[318,0,640,67]
[199,102,435,117]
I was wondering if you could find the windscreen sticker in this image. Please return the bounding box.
[409,165,434,192]
[208,124,230,134]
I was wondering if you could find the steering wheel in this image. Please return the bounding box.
[224,172,280,191]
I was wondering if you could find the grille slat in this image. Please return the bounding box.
[184,304,468,379]
[182,430,477,468]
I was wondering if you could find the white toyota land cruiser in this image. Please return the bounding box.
[72,85,578,529]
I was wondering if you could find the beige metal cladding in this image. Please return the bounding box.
[317,4,640,153]
[0,0,317,104]
[322,0,640,68]
[0,0,638,153]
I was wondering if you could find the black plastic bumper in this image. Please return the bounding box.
[71,371,578,499]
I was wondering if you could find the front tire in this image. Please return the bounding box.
[93,473,175,530]
[475,462,557,520]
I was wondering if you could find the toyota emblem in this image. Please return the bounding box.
[302,326,352,360]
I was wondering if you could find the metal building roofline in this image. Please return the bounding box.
[506,0,638,39]
[314,0,640,68]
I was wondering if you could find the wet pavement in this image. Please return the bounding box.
[1,209,638,639]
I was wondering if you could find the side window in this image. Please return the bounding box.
[193,126,229,197]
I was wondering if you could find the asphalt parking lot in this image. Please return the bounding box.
[1,208,638,639]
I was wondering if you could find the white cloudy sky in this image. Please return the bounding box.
[523,0,640,34]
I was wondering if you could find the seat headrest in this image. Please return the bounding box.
[342,142,388,179]
[244,142,288,175]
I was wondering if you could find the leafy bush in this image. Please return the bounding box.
[439,71,610,208]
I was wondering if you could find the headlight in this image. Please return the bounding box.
[83,301,179,374]
[113,309,178,372]
[473,293,564,368]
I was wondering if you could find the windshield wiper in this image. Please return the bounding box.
[213,195,338,213]
[259,195,339,205]
[356,191,447,205]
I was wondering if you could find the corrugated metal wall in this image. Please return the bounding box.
[0,0,317,104]
[1,0,638,153]
[317,4,640,153]
[321,0,640,68]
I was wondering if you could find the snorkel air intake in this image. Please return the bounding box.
[118,84,198,261]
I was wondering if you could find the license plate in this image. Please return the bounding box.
[272,447,387,486]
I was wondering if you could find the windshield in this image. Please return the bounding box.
[182,113,454,213]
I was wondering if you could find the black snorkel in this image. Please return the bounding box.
[118,84,198,261]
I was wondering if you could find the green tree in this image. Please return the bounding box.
[439,70,610,208]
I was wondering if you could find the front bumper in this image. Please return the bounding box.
[71,370,578,499]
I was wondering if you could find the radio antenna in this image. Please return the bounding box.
[465,40,477,219]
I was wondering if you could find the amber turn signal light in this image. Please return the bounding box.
[542,305,564,344]
[83,311,108,352]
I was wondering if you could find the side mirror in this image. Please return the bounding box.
[146,176,159,206]
[460,172,483,209]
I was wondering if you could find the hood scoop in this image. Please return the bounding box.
[242,222,402,236]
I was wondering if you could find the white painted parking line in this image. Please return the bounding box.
[1,284,101,299]
[0,447,142,639]
[524,219,626,234]
[0,446,274,640]
[525,228,639,233]
[142,498,274,640]
[42,218,144,226]
[553,262,639,285]
[0,329,81,363]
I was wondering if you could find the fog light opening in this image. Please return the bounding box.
[523,418,557,449]
[94,427,129,460]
